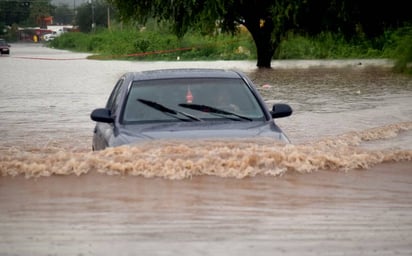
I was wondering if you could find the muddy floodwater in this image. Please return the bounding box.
[0,43,411,255]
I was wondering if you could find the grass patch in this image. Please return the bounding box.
[49,25,412,74]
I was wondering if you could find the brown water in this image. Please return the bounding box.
[0,43,411,255]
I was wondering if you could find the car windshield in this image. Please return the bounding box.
[121,78,266,124]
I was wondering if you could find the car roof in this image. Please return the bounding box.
[127,68,243,81]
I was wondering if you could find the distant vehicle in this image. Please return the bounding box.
[43,30,64,41]
[90,68,293,151]
[43,31,58,41]
[0,39,10,55]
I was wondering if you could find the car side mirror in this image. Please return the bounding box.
[90,108,114,123]
[271,103,293,119]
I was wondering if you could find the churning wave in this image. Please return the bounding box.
[1,122,411,179]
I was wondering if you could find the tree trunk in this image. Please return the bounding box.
[255,37,275,68]
[246,16,276,69]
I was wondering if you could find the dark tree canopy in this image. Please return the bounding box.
[0,1,32,26]
[76,0,117,33]
[53,4,75,25]
[109,0,412,68]
[0,0,53,28]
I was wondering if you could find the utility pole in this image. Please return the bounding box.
[107,6,110,30]
[88,0,95,32]
[73,0,76,26]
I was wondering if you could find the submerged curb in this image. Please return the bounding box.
[269,59,394,69]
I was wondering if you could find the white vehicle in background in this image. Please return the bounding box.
[43,29,64,41]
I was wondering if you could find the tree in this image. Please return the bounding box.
[0,0,53,28]
[0,1,31,26]
[53,4,75,25]
[108,0,412,68]
[75,0,116,32]
[107,0,319,68]
[26,0,53,28]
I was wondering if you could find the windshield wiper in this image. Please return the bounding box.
[179,103,252,121]
[138,99,202,122]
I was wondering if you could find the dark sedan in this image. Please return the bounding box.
[0,39,10,55]
[90,68,293,150]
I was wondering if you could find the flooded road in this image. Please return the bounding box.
[0,43,411,255]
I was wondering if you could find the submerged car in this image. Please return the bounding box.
[90,68,293,151]
[0,39,10,55]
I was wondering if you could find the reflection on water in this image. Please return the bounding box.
[250,67,412,114]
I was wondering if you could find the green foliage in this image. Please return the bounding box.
[49,24,411,74]
[75,0,117,32]
[0,23,20,42]
[50,25,256,61]
[107,0,412,68]
[0,0,54,27]
[26,0,53,27]
[53,4,75,25]
[387,26,412,74]
[0,22,6,37]
[0,0,32,26]
[277,32,385,59]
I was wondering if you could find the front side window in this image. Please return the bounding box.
[122,78,266,124]
[106,79,124,114]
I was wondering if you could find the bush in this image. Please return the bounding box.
[388,26,412,74]
[48,24,411,74]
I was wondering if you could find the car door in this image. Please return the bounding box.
[93,78,125,150]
